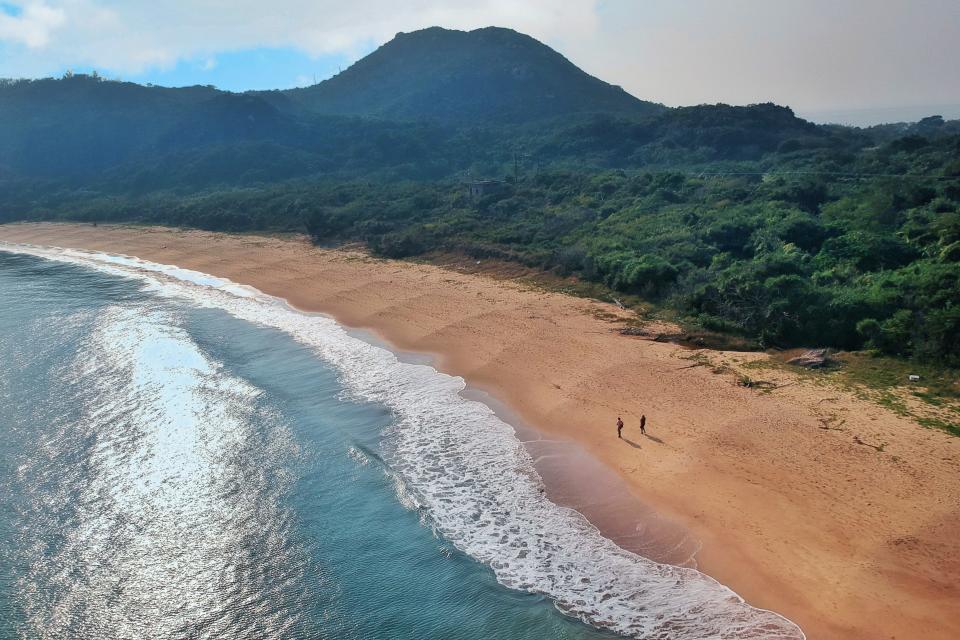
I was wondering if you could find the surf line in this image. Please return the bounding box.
[0,241,806,640]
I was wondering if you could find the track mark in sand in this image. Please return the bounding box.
[853,435,887,452]
[817,416,847,432]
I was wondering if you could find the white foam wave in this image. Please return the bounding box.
[0,242,806,639]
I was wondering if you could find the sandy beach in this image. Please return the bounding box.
[2,222,958,640]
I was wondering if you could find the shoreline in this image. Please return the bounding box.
[2,223,958,639]
[2,236,798,638]
[343,320,703,569]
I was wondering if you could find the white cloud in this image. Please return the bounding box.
[0,1,65,48]
[0,1,600,75]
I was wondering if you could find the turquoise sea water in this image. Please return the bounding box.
[0,246,805,639]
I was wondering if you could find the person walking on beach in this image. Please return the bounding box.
[616,416,624,438]
[640,414,646,435]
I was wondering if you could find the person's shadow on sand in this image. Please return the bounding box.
[643,433,665,444]
[622,438,643,449]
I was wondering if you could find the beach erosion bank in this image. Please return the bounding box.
[2,223,957,640]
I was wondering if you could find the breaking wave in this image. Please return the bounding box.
[0,242,805,639]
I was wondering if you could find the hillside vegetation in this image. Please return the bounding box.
[281,27,662,124]
[1,27,959,365]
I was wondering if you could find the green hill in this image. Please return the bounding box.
[281,27,663,124]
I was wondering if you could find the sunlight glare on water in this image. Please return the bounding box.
[0,250,616,640]
[0,246,804,640]
[19,306,309,638]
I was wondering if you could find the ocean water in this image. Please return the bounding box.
[0,245,805,640]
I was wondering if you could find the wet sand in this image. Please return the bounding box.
[2,223,958,640]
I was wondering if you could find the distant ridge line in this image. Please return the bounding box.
[686,170,959,180]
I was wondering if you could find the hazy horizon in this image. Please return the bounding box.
[797,103,960,127]
[10,65,958,127]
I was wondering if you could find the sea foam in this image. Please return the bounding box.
[0,242,805,639]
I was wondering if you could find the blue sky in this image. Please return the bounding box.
[80,47,362,92]
[1,1,958,124]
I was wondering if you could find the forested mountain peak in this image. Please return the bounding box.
[283,26,664,124]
